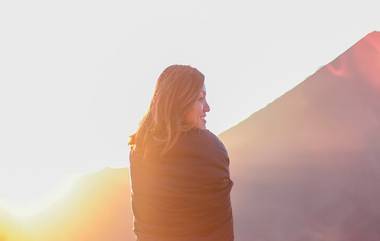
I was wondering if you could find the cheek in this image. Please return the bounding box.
[184,108,197,121]
[185,105,202,122]
[194,103,203,116]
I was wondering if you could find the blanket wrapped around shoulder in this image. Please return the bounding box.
[129,128,234,240]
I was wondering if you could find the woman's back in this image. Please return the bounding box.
[129,128,234,241]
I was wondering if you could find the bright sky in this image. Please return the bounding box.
[0,0,379,218]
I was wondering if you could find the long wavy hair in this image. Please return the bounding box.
[128,65,205,159]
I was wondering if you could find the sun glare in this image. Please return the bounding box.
[0,171,80,220]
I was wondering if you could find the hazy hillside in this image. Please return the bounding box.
[219,31,380,241]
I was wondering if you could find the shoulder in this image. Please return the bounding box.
[173,128,229,161]
[180,128,222,146]
[193,129,227,152]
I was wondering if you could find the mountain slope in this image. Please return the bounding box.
[219,31,380,241]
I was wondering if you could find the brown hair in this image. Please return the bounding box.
[128,64,205,159]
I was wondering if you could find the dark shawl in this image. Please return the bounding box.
[129,128,234,241]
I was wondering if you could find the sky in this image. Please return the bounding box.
[0,0,379,218]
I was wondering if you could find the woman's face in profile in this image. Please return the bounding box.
[184,85,210,130]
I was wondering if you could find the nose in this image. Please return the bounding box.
[204,100,210,113]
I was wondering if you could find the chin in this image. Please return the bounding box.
[194,120,206,130]
[199,124,206,130]
[194,124,205,130]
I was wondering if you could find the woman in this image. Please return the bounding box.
[128,65,234,241]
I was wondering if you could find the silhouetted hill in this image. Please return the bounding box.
[219,31,380,241]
